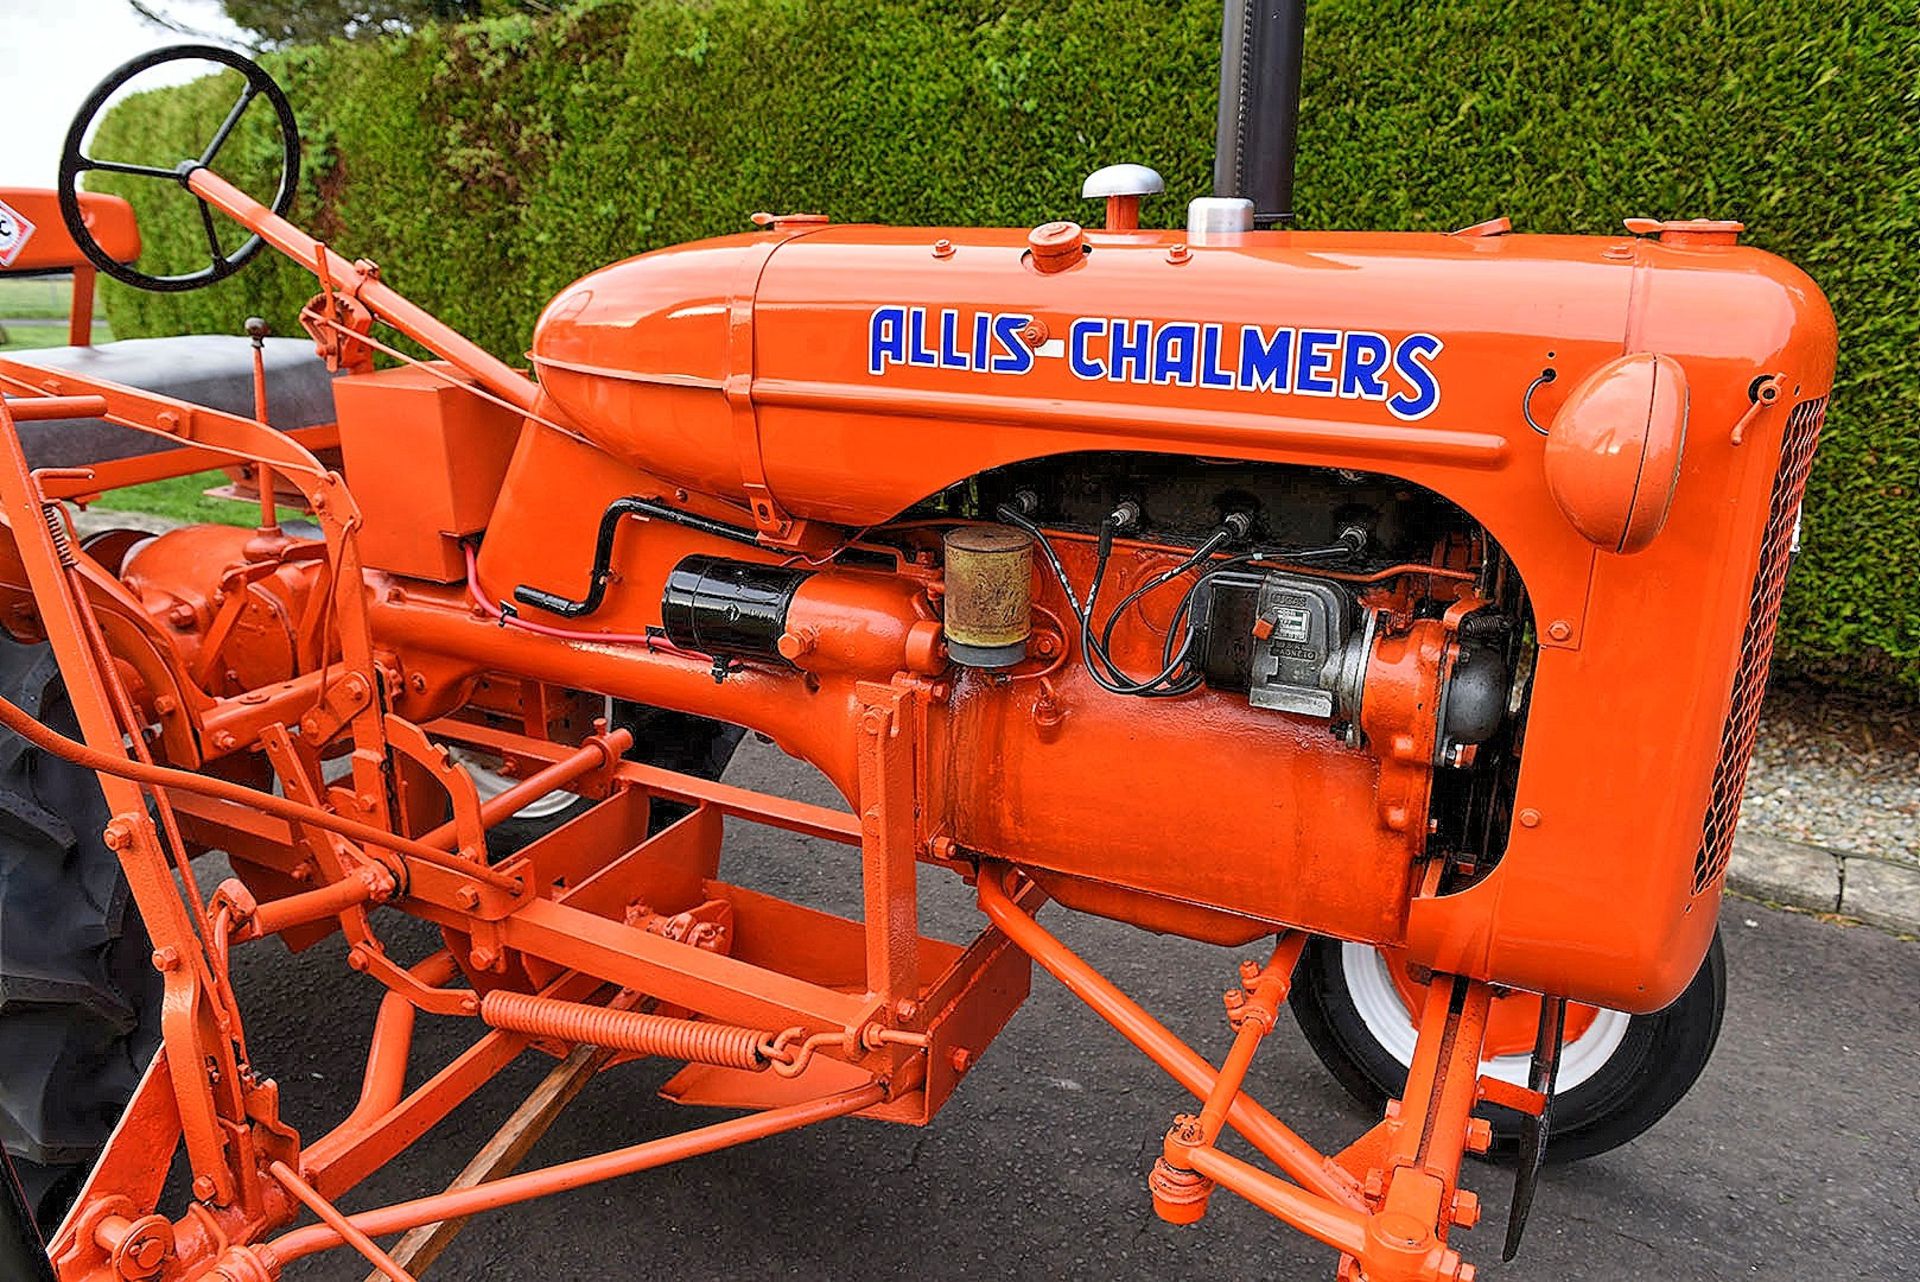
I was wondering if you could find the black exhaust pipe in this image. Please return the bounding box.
[1213,0,1307,226]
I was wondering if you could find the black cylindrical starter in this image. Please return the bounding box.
[661,556,813,660]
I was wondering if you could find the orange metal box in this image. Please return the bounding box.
[332,362,521,581]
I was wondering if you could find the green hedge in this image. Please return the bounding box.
[88,0,1918,694]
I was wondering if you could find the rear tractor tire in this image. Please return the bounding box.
[0,639,161,1232]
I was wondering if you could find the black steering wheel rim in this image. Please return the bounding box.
[57,44,301,294]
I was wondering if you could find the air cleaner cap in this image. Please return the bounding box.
[1081,163,1165,199]
[1081,163,1163,232]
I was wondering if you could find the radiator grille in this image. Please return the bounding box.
[1692,395,1827,895]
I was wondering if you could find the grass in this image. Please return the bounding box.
[90,471,304,527]
[0,277,78,320]
[0,273,110,349]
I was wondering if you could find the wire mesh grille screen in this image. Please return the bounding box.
[1692,396,1828,895]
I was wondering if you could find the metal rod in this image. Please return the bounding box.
[1186,1144,1367,1256]
[416,728,631,851]
[269,1161,417,1282]
[333,954,458,1147]
[2,394,109,421]
[977,864,1364,1209]
[269,1083,886,1265]
[65,265,95,348]
[1193,934,1303,1145]
[186,168,544,419]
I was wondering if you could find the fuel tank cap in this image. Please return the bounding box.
[1028,220,1087,273]
[1623,217,1743,246]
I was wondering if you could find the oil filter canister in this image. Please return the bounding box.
[942,525,1033,668]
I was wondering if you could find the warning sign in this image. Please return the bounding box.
[0,197,35,269]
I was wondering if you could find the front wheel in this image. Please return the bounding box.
[1290,932,1725,1162]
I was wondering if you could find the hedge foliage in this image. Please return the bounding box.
[86,0,1918,693]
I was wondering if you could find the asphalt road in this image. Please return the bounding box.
[214,739,1919,1281]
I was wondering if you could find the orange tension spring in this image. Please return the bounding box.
[478,991,775,1071]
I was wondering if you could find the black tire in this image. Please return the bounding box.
[482,703,746,855]
[0,640,161,1231]
[1290,931,1725,1163]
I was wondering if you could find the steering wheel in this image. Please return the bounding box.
[57,45,301,293]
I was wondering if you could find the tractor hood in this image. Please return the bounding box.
[529,221,1833,530]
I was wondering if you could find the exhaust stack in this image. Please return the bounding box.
[1213,0,1307,226]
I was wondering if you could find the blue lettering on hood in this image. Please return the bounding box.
[867,307,1445,422]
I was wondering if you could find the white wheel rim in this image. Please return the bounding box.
[1338,943,1632,1093]
[448,748,580,822]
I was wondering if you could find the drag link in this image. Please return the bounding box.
[479,990,778,1071]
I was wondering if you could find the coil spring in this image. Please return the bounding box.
[480,990,773,1071]
[42,501,74,567]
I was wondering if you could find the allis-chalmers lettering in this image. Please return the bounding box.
[869,304,1445,420]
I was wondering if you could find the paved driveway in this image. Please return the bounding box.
[235,740,1918,1280]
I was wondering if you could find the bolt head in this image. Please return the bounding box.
[454,886,480,909]
[151,946,180,972]
[1547,619,1573,642]
[192,1175,217,1202]
[128,1231,168,1270]
[1465,1117,1494,1153]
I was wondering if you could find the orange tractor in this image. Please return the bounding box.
[0,5,1831,1278]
